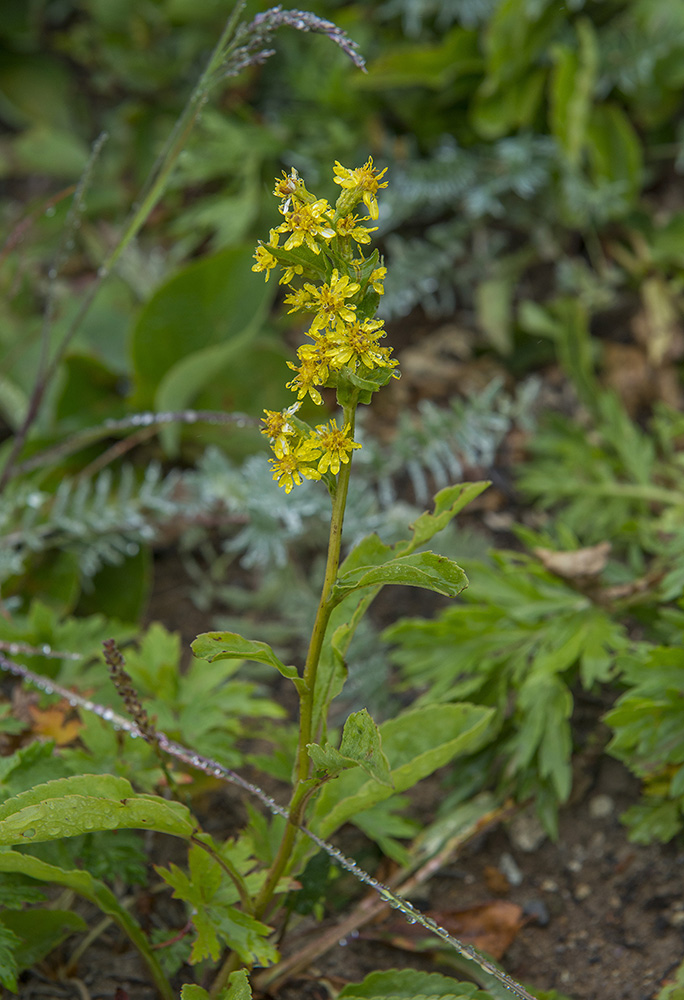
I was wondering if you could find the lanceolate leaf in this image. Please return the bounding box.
[333,551,467,600]
[0,849,173,1000]
[0,775,195,845]
[192,631,303,688]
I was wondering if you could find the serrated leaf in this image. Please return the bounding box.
[401,483,491,552]
[313,704,494,839]
[308,709,392,786]
[333,551,467,600]
[0,921,20,993]
[337,968,487,1000]
[192,631,301,686]
[0,775,195,845]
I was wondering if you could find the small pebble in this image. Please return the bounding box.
[589,793,615,819]
[541,877,559,892]
[509,811,547,852]
[523,898,550,926]
[499,851,524,886]
[574,883,592,901]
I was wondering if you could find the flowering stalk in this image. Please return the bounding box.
[248,160,395,922]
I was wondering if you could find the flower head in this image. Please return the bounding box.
[369,265,387,295]
[304,269,360,333]
[325,317,397,372]
[286,357,326,406]
[261,402,300,458]
[311,419,362,475]
[333,158,388,219]
[269,438,322,493]
[335,213,377,245]
[275,199,335,254]
[252,244,278,281]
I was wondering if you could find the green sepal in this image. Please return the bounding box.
[308,709,393,787]
[192,631,305,693]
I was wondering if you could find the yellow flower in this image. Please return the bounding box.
[369,266,387,294]
[335,213,377,245]
[286,358,326,406]
[275,199,335,254]
[311,419,362,475]
[325,317,397,372]
[280,262,304,285]
[252,244,278,281]
[333,158,388,220]
[284,287,315,314]
[269,438,322,493]
[304,269,360,333]
[260,403,300,458]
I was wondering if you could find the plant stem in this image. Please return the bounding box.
[210,402,357,998]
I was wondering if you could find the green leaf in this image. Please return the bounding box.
[158,845,277,967]
[181,974,250,1000]
[0,849,174,1000]
[131,246,272,408]
[358,27,481,90]
[308,709,392,786]
[337,968,489,1000]
[400,483,491,553]
[549,19,598,168]
[0,775,195,845]
[0,922,20,993]
[0,909,86,974]
[333,551,468,600]
[586,103,643,211]
[312,704,494,839]
[192,631,302,687]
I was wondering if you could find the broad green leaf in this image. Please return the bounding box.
[131,246,272,407]
[0,922,20,993]
[0,775,195,845]
[312,703,495,838]
[0,849,173,1000]
[471,69,546,139]
[0,909,86,974]
[155,334,258,454]
[192,631,302,686]
[358,27,480,90]
[308,709,392,786]
[333,551,467,600]
[337,968,489,1000]
[549,19,598,168]
[0,774,132,822]
[475,276,513,354]
[587,103,643,211]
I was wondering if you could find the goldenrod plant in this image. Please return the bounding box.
[0,161,545,1000]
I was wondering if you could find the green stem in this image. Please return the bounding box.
[210,402,358,998]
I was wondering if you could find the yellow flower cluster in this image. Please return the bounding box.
[253,160,397,492]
